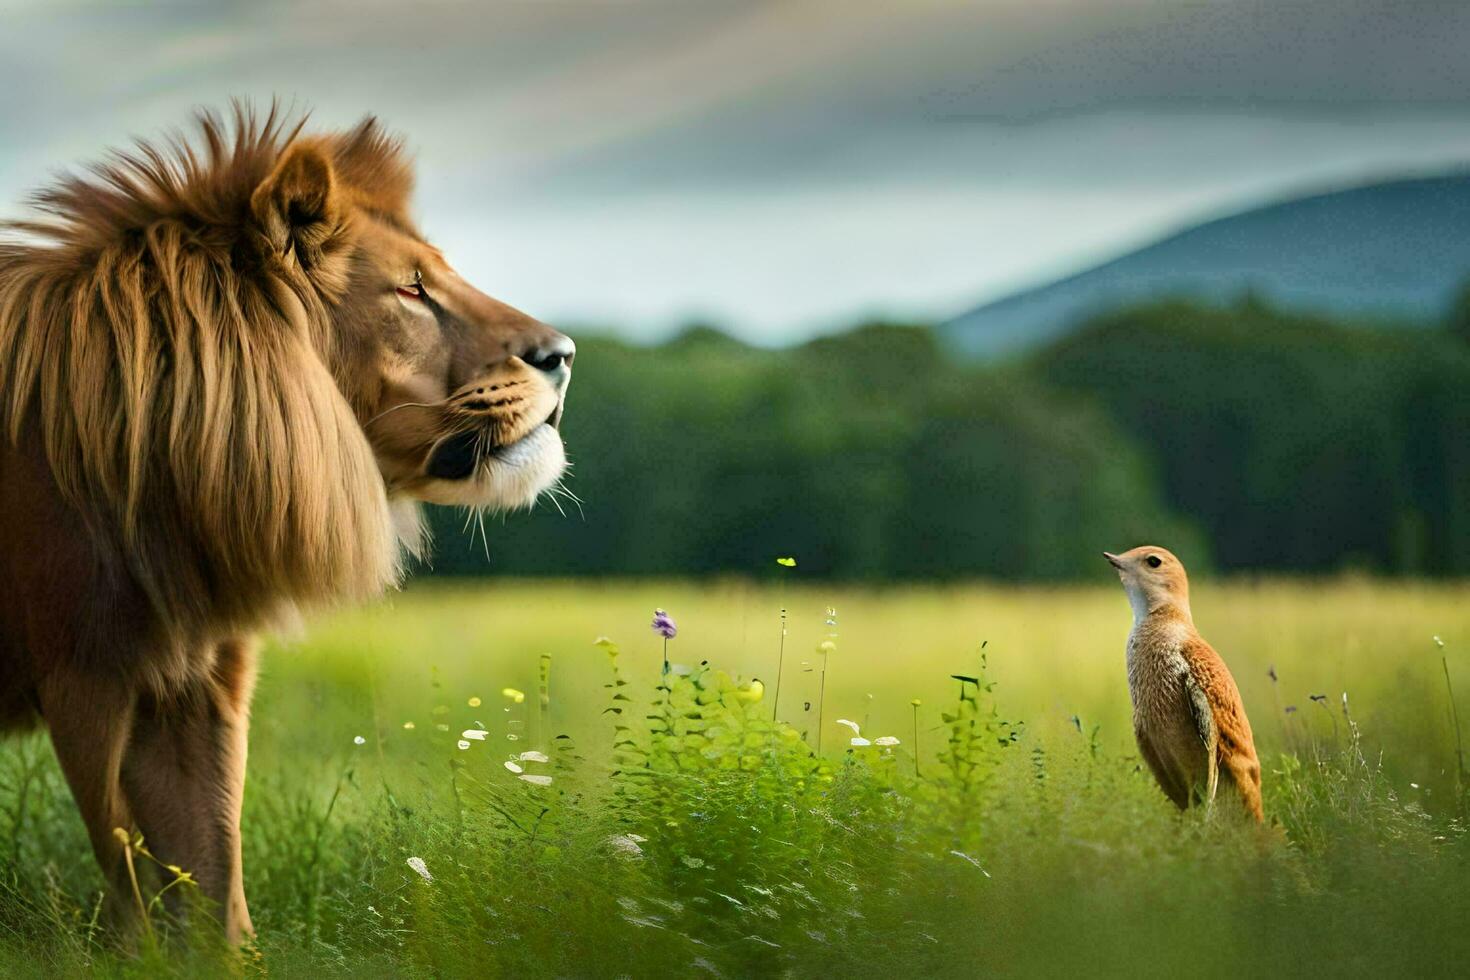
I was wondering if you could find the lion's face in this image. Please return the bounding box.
[331,208,574,511]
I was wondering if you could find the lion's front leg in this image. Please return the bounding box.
[37,670,138,930]
[119,638,257,944]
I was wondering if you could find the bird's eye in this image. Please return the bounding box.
[1146,555,1163,568]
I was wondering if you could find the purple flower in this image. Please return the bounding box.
[651,608,677,640]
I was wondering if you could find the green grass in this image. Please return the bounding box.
[1,578,1468,977]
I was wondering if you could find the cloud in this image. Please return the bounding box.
[3,1,1470,340]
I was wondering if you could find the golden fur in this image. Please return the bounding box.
[0,106,413,640]
[0,102,574,940]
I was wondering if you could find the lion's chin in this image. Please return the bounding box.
[413,424,567,510]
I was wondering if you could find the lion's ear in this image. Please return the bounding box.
[250,142,343,268]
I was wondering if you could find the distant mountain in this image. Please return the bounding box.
[941,174,1470,358]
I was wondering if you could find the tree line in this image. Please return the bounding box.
[419,299,1470,579]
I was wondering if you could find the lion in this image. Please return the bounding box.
[0,103,574,942]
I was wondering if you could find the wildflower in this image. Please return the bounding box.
[462,729,488,741]
[504,760,524,774]
[402,722,416,730]
[502,687,526,704]
[468,696,482,707]
[519,750,550,763]
[835,719,861,734]
[874,736,900,747]
[519,773,553,787]
[457,740,471,750]
[353,735,366,746]
[851,737,872,747]
[651,608,678,639]
[1433,635,1444,648]
[817,640,836,654]
[406,857,432,882]
[776,557,796,567]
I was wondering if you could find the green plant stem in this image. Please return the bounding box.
[772,608,786,723]
[662,638,672,718]
[913,704,921,777]
[1444,654,1466,791]
[817,652,828,753]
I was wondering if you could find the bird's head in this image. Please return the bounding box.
[1103,546,1191,622]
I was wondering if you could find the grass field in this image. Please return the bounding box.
[1,577,1468,977]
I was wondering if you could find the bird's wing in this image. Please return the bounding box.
[1180,667,1219,805]
[1181,633,1258,767]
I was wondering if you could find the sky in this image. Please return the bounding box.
[4,0,1470,343]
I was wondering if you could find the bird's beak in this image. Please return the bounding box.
[1103,551,1123,569]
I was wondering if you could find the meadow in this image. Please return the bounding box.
[1,577,1467,977]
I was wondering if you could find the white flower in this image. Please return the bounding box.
[850,737,871,747]
[518,750,549,763]
[874,736,900,746]
[504,761,524,774]
[608,834,644,857]
[518,773,553,787]
[402,722,416,730]
[462,729,488,741]
[457,740,471,750]
[406,857,432,882]
[353,735,366,745]
[835,719,861,734]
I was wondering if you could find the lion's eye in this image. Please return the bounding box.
[397,269,426,301]
[1146,555,1163,568]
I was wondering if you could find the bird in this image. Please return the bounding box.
[1103,546,1263,821]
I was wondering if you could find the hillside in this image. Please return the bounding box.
[942,174,1470,358]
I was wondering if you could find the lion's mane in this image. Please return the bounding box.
[0,103,413,637]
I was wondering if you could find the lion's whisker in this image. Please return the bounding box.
[363,400,443,429]
[475,508,490,562]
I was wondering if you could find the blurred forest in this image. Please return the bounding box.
[421,300,1470,580]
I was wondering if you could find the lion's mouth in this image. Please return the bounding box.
[424,409,560,482]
